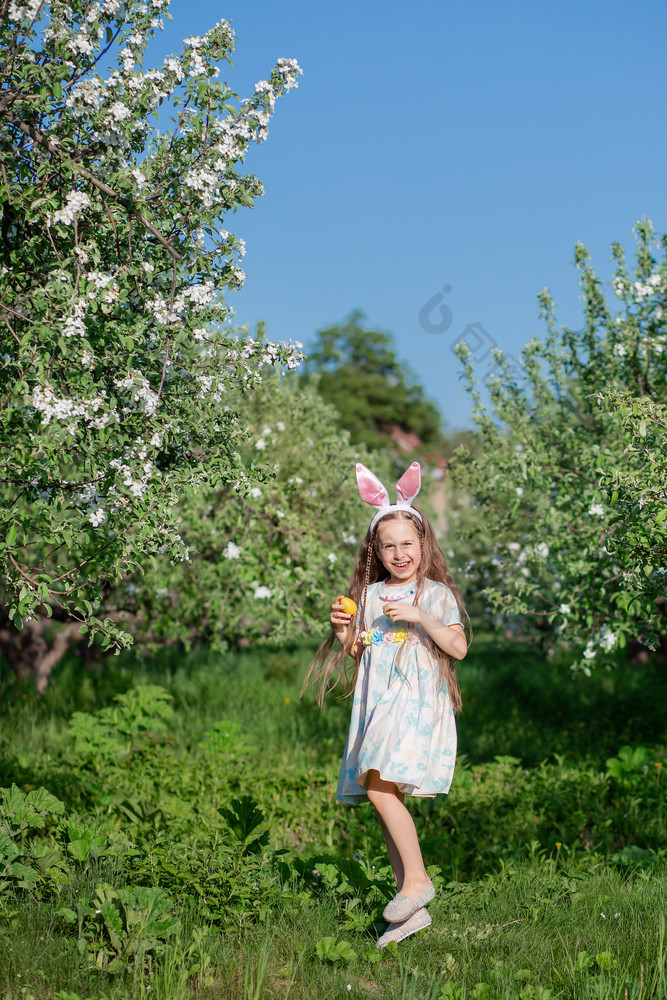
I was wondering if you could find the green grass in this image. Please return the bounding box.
[0,634,665,999]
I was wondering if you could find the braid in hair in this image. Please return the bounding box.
[355,528,375,652]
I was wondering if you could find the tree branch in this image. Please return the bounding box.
[2,112,182,262]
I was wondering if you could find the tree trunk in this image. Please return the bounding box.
[0,611,84,693]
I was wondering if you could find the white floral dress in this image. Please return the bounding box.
[336,577,461,805]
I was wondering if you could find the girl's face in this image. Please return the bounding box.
[375,518,422,586]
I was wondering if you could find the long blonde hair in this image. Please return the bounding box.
[302,508,471,711]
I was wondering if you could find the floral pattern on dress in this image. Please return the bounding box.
[336,577,462,805]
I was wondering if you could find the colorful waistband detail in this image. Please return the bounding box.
[361,628,420,646]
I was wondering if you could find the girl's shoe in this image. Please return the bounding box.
[376,907,432,949]
[382,881,435,922]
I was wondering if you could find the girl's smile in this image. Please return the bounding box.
[376,519,422,585]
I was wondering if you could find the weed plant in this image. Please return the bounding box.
[0,634,665,999]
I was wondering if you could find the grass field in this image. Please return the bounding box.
[0,632,665,999]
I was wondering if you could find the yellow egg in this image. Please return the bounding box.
[340,597,357,616]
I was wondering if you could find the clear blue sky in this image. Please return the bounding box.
[148,0,667,432]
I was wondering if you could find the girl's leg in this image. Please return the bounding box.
[365,769,431,898]
[375,811,404,888]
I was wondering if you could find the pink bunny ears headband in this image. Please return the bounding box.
[356,461,423,534]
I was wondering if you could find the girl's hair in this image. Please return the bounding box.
[302,507,471,712]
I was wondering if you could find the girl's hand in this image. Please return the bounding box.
[382,601,423,625]
[331,595,354,629]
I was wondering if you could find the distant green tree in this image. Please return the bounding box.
[302,311,447,455]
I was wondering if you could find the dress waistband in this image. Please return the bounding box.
[361,627,420,646]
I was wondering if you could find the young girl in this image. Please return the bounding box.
[304,461,470,948]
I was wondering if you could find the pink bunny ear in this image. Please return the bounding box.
[395,462,421,505]
[356,463,390,510]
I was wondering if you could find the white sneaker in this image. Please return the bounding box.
[376,907,432,949]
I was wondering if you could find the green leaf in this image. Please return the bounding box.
[100,901,125,952]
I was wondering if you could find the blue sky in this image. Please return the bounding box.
[149,0,667,432]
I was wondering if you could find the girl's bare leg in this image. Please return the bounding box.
[375,811,404,888]
[365,770,431,898]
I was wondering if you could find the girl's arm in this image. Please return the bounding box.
[383,601,467,660]
[418,610,467,660]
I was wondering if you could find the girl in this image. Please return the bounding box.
[304,461,471,948]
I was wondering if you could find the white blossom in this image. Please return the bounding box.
[255,438,266,450]
[164,56,184,80]
[62,300,88,338]
[598,624,617,651]
[114,372,160,415]
[32,385,107,428]
[223,541,241,559]
[89,508,106,526]
[587,504,604,517]
[327,553,337,564]
[8,0,42,22]
[633,273,662,302]
[253,585,272,600]
[559,603,571,615]
[66,78,102,114]
[183,282,216,310]
[197,374,214,397]
[184,167,219,208]
[108,101,131,122]
[47,190,91,227]
[275,58,302,92]
[69,31,96,56]
[250,487,262,498]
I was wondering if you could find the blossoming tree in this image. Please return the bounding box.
[449,219,667,673]
[0,0,303,686]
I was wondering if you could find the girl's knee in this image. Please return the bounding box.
[366,782,401,811]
